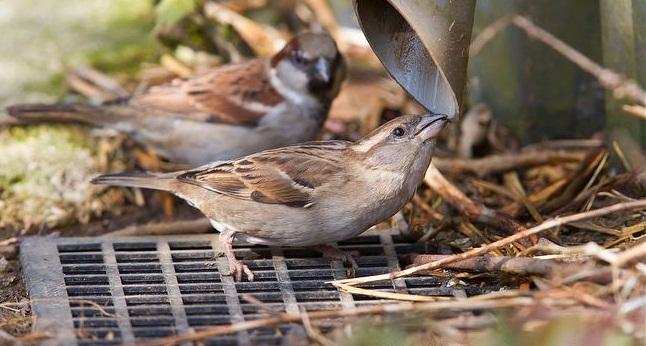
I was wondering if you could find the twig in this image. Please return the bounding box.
[611,140,633,172]
[512,15,646,106]
[68,299,115,318]
[552,173,634,215]
[469,14,646,107]
[302,0,341,38]
[136,296,538,346]
[13,331,50,344]
[203,1,287,57]
[540,147,607,214]
[102,218,211,237]
[69,66,129,98]
[412,194,444,221]
[334,283,446,302]
[410,253,613,285]
[471,179,541,222]
[523,139,604,151]
[433,150,584,176]
[299,307,335,346]
[407,254,563,276]
[622,104,646,120]
[160,54,193,78]
[469,16,513,57]
[614,241,646,268]
[331,200,646,286]
[501,179,568,217]
[66,73,116,103]
[424,164,530,240]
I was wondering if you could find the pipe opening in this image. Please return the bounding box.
[355,0,458,117]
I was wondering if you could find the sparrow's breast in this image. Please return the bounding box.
[256,103,324,143]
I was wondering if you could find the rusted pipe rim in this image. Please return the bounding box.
[354,0,475,118]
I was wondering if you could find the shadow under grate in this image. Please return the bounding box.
[21,233,499,345]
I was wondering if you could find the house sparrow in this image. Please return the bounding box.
[4,32,345,166]
[92,113,448,281]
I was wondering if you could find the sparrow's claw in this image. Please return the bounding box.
[221,230,254,282]
[227,257,254,282]
[313,245,359,278]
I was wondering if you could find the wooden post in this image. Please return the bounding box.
[600,0,646,151]
[469,0,605,143]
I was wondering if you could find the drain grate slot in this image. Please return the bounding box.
[22,233,501,345]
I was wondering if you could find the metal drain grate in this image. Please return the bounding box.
[21,232,497,345]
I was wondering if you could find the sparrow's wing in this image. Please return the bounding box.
[130,59,283,126]
[177,141,350,208]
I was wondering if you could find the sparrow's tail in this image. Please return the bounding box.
[91,171,177,192]
[4,103,123,127]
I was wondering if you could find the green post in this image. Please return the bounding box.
[469,0,605,143]
[600,0,646,150]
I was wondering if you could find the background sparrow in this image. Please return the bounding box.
[4,32,346,166]
[92,113,448,281]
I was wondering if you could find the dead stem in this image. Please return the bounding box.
[469,15,513,56]
[433,149,584,176]
[512,15,646,106]
[407,254,562,276]
[135,296,541,346]
[501,179,568,217]
[299,307,336,346]
[424,164,530,243]
[622,104,646,120]
[331,200,646,286]
[69,65,129,98]
[540,147,607,215]
[553,173,635,215]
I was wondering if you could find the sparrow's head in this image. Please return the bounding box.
[354,114,448,171]
[270,32,346,104]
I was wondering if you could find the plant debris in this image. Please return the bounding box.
[0,1,645,345]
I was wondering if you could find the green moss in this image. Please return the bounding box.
[154,0,200,30]
[0,126,105,229]
[84,0,160,75]
[86,41,159,75]
[20,73,67,101]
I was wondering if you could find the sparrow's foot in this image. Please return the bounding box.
[227,257,254,282]
[312,244,359,277]
[220,230,254,282]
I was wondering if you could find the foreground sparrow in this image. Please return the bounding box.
[92,114,448,281]
[4,32,345,165]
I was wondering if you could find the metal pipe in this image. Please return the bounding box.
[353,0,476,118]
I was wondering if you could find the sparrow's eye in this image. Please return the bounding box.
[392,127,405,137]
[293,52,308,65]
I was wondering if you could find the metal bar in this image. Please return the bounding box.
[379,233,408,293]
[20,238,78,346]
[102,241,136,343]
[22,234,480,345]
[157,241,190,335]
[270,247,299,314]
[211,239,250,346]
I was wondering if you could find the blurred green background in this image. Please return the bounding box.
[0,0,156,108]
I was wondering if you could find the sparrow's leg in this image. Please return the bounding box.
[311,244,359,277]
[220,231,254,282]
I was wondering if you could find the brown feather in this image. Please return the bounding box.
[131,59,283,126]
[176,141,350,208]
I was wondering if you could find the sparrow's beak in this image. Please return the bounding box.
[415,113,448,141]
[312,58,332,86]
